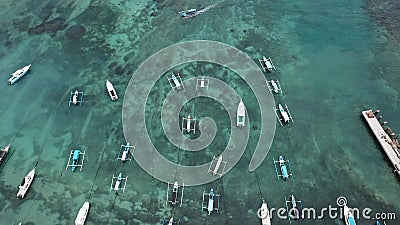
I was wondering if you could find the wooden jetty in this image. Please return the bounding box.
[362,110,400,177]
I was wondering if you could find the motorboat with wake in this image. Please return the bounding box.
[17,167,35,199]
[237,99,246,127]
[75,201,90,225]
[179,3,217,19]
[8,64,31,85]
[106,80,118,101]
[260,198,271,225]
[0,144,10,165]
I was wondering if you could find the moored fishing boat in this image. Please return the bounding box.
[0,144,10,165]
[237,99,246,127]
[75,201,90,225]
[260,198,271,225]
[106,80,118,101]
[344,205,357,225]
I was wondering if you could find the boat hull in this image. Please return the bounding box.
[106,80,118,101]
[0,144,10,165]
[344,205,357,225]
[75,201,90,225]
[260,202,271,225]
[8,65,31,85]
[237,100,246,127]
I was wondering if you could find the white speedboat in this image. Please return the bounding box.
[17,167,35,199]
[106,80,118,101]
[8,64,31,85]
[278,104,290,123]
[179,9,199,18]
[260,199,271,225]
[237,100,246,127]
[75,201,90,225]
[0,144,10,165]
[344,205,357,225]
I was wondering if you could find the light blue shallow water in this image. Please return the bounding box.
[0,0,399,224]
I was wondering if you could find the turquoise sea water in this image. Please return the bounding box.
[0,0,399,224]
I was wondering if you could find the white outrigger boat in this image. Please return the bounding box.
[17,167,35,199]
[117,143,134,162]
[69,90,84,106]
[182,115,196,134]
[196,76,209,90]
[106,80,118,101]
[274,104,294,126]
[237,99,246,127]
[207,155,227,177]
[267,79,282,94]
[260,198,271,225]
[75,201,90,225]
[167,73,184,91]
[166,181,184,207]
[161,217,180,225]
[0,144,10,166]
[110,173,128,193]
[258,56,276,72]
[343,205,357,225]
[8,64,31,85]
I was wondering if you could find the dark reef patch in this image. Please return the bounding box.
[65,25,86,40]
[114,66,125,76]
[28,17,67,35]
[366,0,400,42]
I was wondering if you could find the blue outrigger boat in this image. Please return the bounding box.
[69,90,84,106]
[66,149,85,171]
[201,188,220,215]
[344,205,357,225]
[285,194,302,223]
[117,142,134,162]
[273,156,293,180]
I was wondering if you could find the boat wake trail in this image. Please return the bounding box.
[198,1,220,14]
[106,195,118,223]
[312,134,321,153]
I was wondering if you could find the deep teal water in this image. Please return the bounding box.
[0,0,399,224]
